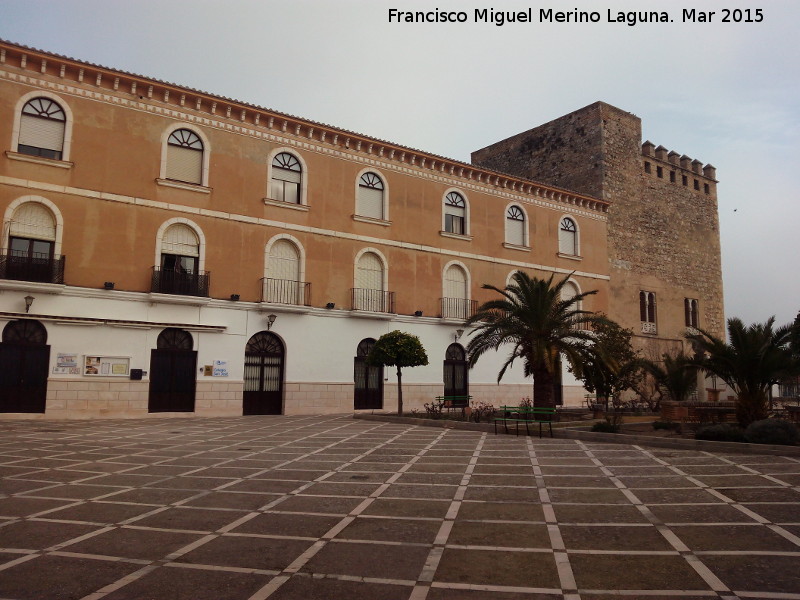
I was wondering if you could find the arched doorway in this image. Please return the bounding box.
[443,343,468,397]
[0,320,49,413]
[148,328,196,412]
[354,338,383,410]
[243,331,284,415]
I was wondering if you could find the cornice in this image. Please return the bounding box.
[0,39,609,217]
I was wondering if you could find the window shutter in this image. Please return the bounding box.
[268,240,300,281]
[505,217,525,246]
[162,225,199,257]
[357,186,384,219]
[356,253,383,290]
[444,265,467,300]
[19,115,65,151]
[10,203,56,240]
[166,146,203,184]
[559,227,575,255]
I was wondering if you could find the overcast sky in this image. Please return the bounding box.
[2,0,798,327]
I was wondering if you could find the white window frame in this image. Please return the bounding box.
[441,188,471,239]
[558,215,580,257]
[158,123,210,188]
[354,168,389,223]
[266,148,308,207]
[10,91,74,163]
[2,196,64,257]
[353,247,389,292]
[504,203,529,249]
[154,218,206,273]
[264,234,307,284]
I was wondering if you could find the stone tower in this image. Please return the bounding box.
[472,102,725,393]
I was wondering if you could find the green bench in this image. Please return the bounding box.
[434,395,472,415]
[493,405,556,438]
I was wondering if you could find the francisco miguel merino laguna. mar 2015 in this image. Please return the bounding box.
[388,7,764,26]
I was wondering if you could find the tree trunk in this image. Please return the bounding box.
[736,390,768,428]
[396,366,403,416]
[532,363,555,408]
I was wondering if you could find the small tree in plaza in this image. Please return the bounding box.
[465,271,606,408]
[367,330,429,416]
[642,351,699,404]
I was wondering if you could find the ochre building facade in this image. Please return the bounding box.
[0,41,720,419]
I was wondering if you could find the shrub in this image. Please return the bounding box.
[591,421,619,433]
[471,402,495,423]
[423,401,443,419]
[695,423,746,443]
[652,420,680,431]
[744,419,799,446]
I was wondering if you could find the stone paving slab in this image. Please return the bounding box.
[0,415,799,599]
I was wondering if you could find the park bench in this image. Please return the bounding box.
[434,395,472,415]
[494,405,555,438]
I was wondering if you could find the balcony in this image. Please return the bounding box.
[0,252,65,284]
[151,266,209,297]
[440,297,477,321]
[351,288,395,313]
[260,278,311,306]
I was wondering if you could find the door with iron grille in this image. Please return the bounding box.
[443,343,468,397]
[354,338,383,410]
[0,320,50,413]
[148,328,197,412]
[243,331,284,415]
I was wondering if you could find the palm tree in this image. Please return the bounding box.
[464,271,605,408]
[642,351,698,403]
[688,317,798,427]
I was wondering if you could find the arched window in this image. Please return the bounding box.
[354,251,392,312]
[154,223,208,296]
[265,239,304,305]
[505,205,526,246]
[18,97,66,160]
[442,263,471,319]
[4,202,61,284]
[2,320,48,345]
[166,128,204,184]
[444,191,467,235]
[270,152,302,204]
[558,217,578,256]
[685,298,699,329]
[157,328,194,350]
[561,280,586,330]
[356,172,385,220]
[640,291,657,334]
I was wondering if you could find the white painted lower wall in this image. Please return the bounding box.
[0,286,589,419]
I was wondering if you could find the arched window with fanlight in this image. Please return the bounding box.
[505,205,526,246]
[166,128,204,184]
[270,152,302,204]
[17,97,66,160]
[3,201,64,284]
[444,191,467,235]
[356,171,386,220]
[558,216,579,256]
[153,222,209,297]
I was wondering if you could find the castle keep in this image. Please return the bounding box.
[473,102,724,368]
[0,41,722,418]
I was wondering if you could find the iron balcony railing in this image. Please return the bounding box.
[440,297,477,320]
[0,252,66,284]
[260,278,311,306]
[351,288,396,313]
[151,266,210,297]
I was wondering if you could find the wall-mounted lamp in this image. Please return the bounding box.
[414,310,423,317]
[267,314,277,330]
[454,328,464,342]
[24,295,35,314]
[230,294,240,301]
[325,302,335,309]
[103,282,115,290]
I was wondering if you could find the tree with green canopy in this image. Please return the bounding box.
[465,271,607,408]
[366,330,429,416]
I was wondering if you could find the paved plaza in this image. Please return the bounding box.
[0,415,798,600]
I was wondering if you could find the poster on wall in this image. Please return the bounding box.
[53,353,81,375]
[84,356,131,377]
[212,360,229,377]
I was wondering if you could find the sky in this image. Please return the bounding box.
[1,0,798,327]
